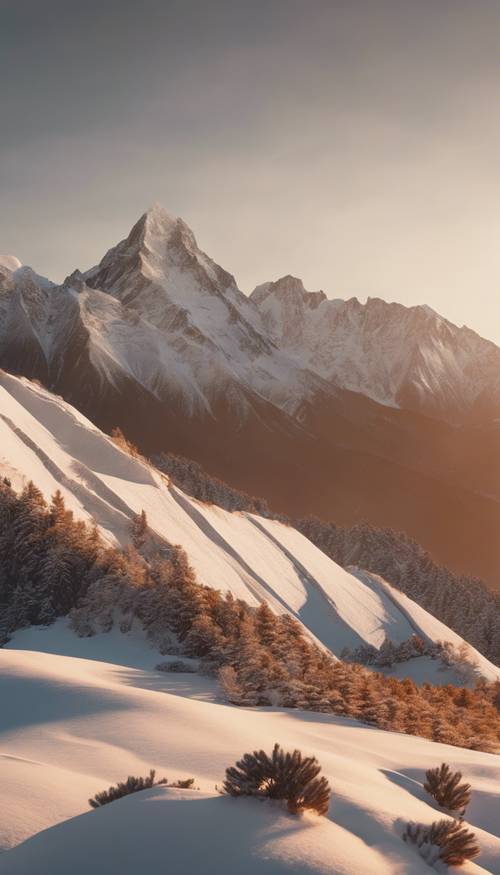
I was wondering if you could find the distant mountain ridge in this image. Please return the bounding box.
[1,204,499,588]
[251,274,500,421]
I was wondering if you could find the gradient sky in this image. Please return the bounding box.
[1,0,499,342]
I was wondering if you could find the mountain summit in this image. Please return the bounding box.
[1,205,500,587]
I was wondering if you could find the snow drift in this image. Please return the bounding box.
[0,635,499,873]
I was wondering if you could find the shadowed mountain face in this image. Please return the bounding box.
[1,205,499,589]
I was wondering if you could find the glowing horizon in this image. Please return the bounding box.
[1,0,499,343]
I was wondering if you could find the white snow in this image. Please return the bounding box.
[0,256,22,273]
[0,635,498,873]
[250,276,500,415]
[2,209,500,426]
[74,205,324,416]
[0,374,499,873]
[0,371,497,684]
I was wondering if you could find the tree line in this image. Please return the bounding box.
[1,477,499,754]
[153,450,500,667]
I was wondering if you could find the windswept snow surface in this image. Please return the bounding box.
[0,370,497,684]
[0,634,499,874]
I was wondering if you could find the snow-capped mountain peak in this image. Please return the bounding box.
[3,205,500,432]
[84,203,230,299]
[129,203,186,261]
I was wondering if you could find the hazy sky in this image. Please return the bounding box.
[1,0,499,341]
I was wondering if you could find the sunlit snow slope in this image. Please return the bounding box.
[0,632,499,874]
[0,371,497,682]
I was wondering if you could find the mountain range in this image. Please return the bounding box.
[1,204,499,588]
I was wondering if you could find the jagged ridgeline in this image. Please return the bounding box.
[2,206,500,592]
[1,478,499,753]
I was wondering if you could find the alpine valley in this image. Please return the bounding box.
[0,205,499,588]
[1,208,500,875]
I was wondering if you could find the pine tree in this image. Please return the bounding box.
[183,615,223,658]
[130,510,149,550]
[255,602,278,648]
[219,665,246,705]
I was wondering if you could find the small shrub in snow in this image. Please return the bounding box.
[89,770,196,808]
[110,427,141,458]
[424,763,472,818]
[403,819,480,867]
[222,743,331,816]
[89,769,166,808]
[156,659,197,673]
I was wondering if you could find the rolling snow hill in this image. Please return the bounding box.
[0,635,499,873]
[0,370,497,684]
[1,207,500,590]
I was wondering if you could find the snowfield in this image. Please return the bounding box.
[0,370,497,684]
[1,374,500,873]
[0,629,499,874]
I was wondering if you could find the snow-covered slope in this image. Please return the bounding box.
[251,275,500,420]
[2,207,500,593]
[0,636,499,873]
[0,370,497,683]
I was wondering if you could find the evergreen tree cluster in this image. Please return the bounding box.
[342,635,481,684]
[149,451,500,667]
[0,479,101,637]
[71,549,500,754]
[2,478,500,754]
[153,452,271,515]
[342,634,429,667]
